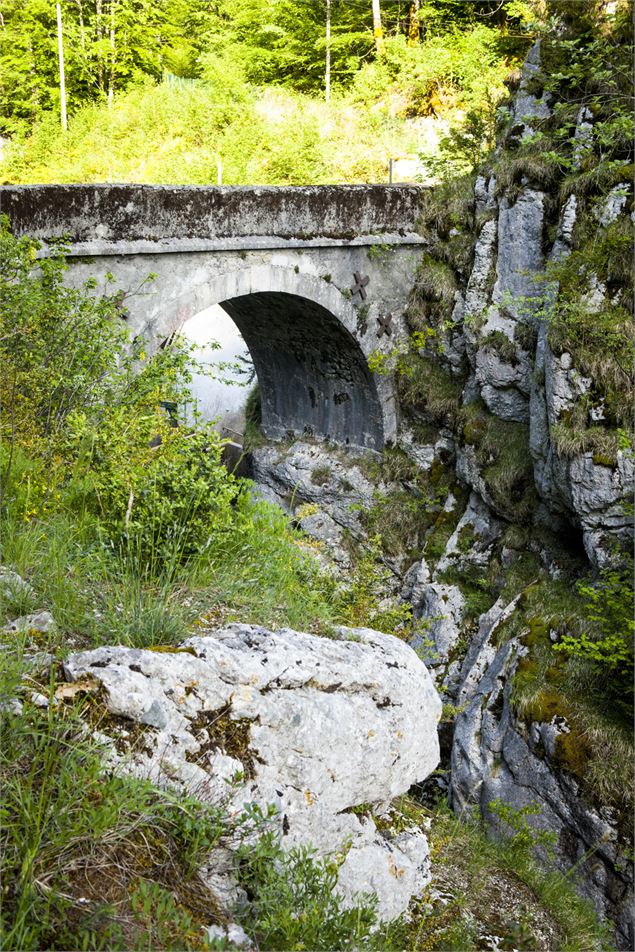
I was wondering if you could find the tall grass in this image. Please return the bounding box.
[0,488,336,656]
[2,82,419,187]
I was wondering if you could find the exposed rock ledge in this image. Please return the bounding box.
[64,623,442,922]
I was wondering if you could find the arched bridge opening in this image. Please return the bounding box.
[212,291,384,450]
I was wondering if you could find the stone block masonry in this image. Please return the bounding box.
[0,185,428,451]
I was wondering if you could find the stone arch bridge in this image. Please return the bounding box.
[2,185,427,451]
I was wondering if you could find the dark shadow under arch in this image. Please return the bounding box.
[220,291,384,450]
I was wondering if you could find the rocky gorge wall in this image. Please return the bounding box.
[247,41,634,947]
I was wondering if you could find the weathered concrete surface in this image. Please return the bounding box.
[0,184,427,250]
[1,184,428,451]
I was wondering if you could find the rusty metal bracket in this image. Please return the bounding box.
[351,271,370,300]
[377,313,393,338]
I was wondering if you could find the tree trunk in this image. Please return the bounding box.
[96,0,104,95]
[325,0,331,102]
[108,0,115,107]
[408,0,420,46]
[371,0,385,57]
[75,0,85,49]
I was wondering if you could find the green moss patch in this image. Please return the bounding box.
[460,401,536,522]
[398,357,465,427]
[506,579,634,824]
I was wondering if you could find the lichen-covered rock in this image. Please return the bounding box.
[544,347,592,425]
[474,174,497,216]
[398,430,437,472]
[491,190,545,317]
[449,598,634,949]
[4,611,55,634]
[511,40,552,138]
[413,582,465,667]
[462,218,497,337]
[0,567,33,600]
[596,184,629,226]
[248,441,382,566]
[569,452,635,566]
[402,494,505,674]
[455,444,503,519]
[250,441,376,533]
[436,492,503,577]
[63,622,442,922]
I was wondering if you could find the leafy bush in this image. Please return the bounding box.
[236,832,379,951]
[74,416,241,567]
[0,221,244,568]
[554,562,634,715]
[0,218,129,462]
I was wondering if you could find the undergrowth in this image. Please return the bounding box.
[386,796,611,952]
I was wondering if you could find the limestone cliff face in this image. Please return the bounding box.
[432,44,633,569]
[398,41,634,946]
[246,42,634,946]
[403,44,634,948]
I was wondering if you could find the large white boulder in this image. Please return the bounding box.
[64,622,441,921]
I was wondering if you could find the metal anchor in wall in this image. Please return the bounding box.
[350,271,370,300]
[376,313,393,338]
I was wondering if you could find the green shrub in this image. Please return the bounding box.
[0,218,128,474]
[82,419,241,567]
[236,832,379,951]
[553,562,634,716]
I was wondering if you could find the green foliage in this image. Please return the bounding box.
[397,354,464,427]
[487,799,558,860]
[0,218,129,458]
[0,227,340,647]
[398,797,610,952]
[0,680,228,950]
[333,534,414,636]
[421,94,502,178]
[198,492,337,634]
[553,562,634,715]
[500,577,634,819]
[460,401,536,522]
[2,1,532,186]
[0,220,242,568]
[544,218,634,422]
[236,832,379,951]
[0,0,217,136]
[0,81,363,185]
[242,383,264,451]
[358,448,458,565]
[81,420,241,566]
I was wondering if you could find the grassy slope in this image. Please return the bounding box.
[0,82,429,186]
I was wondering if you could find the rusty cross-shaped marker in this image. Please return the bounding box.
[351,271,370,300]
[377,313,393,338]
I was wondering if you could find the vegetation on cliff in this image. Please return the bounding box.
[391,0,634,868]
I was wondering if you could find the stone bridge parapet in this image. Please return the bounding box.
[0,184,426,254]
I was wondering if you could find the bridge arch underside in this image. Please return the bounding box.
[219,291,384,451]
